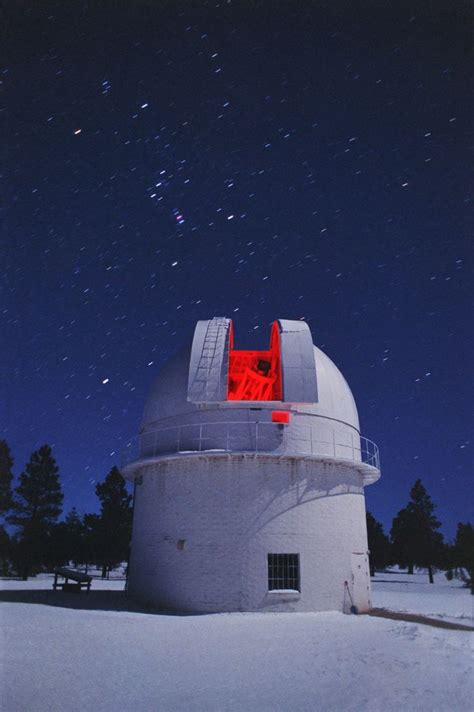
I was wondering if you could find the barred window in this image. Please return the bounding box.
[268,553,300,591]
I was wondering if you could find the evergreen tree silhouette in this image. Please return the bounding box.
[94,466,132,578]
[366,511,391,576]
[391,479,443,583]
[47,507,85,569]
[9,445,63,579]
[0,440,13,516]
[0,440,14,574]
[453,522,474,594]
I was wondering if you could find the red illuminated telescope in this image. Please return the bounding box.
[188,317,318,405]
[227,321,282,401]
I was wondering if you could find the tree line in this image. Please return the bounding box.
[0,439,472,592]
[366,479,473,592]
[0,440,132,580]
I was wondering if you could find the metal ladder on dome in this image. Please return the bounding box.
[191,317,230,400]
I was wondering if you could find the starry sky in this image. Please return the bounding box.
[3,2,472,538]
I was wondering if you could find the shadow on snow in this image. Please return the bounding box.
[0,586,193,616]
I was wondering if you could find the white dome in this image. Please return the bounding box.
[141,345,194,428]
[307,345,359,430]
[122,318,379,485]
[142,344,359,432]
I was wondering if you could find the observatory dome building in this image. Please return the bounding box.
[121,318,380,613]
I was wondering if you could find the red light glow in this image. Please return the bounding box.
[271,411,290,423]
[227,321,282,401]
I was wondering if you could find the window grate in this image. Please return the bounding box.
[267,553,300,591]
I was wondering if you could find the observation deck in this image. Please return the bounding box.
[121,414,380,485]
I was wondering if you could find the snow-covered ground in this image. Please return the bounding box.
[372,569,474,626]
[1,572,472,712]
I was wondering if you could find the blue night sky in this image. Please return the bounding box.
[2,2,472,538]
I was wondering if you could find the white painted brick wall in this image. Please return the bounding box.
[128,454,371,613]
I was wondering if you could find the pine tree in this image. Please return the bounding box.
[9,445,63,579]
[82,512,100,574]
[366,512,391,576]
[391,479,443,583]
[94,466,132,578]
[453,522,474,594]
[0,440,14,574]
[47,508,85,570]
[0,525,10,576]
[63,508,86,566]
[390,507,414,573]
[0,439,13,517]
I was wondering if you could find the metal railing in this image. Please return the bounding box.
[121,419,380,471]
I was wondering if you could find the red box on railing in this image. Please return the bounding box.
[271,411,290,424]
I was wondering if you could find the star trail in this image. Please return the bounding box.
[2,2,472,536]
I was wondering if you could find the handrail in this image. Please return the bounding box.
[121,419,380,471]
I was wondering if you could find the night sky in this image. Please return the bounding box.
[3,2,472,538]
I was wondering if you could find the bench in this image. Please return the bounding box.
[52,567,92,592]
